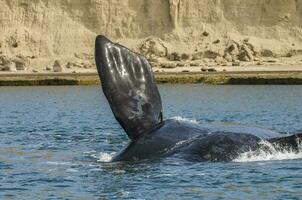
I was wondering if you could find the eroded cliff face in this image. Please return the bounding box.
[0,0,302,70]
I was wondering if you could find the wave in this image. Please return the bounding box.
[45,161,74,166]
[234,138,302,162]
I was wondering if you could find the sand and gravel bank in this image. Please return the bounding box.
[2,67,302,86]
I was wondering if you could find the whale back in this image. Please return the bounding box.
[95,35,163,140]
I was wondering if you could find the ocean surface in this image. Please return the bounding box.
[0,85,302,200]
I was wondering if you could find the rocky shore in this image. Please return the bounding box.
[1,34,302,81]
[2,69,302,86]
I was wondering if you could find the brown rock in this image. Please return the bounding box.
[168,52,181,61]
[181,53,191,61]
[225,43,240,56]
[232,61,241,66]
[0,55,7,65]
[190,62,199,66]
[12,42,18,48]
[239,44,254,61]
[140,37,167,59]
[176,62,185,67]
[213,39,220,44]
[223,53,233,62]
[66,62,72,68]
[147,54,159,63]
[215,56,227,65]
[192,52,203,60]
[285,52,293,57]
[74,53,93,60]
[202,31,209,37]
[265,58,278,63]
[207,68,217,72]
[204,50,220,59]
[4,62,17,71]
[53,60,63,72]
[149,62,157,68]
[160,63,177,69]
[12,56,30,70]
[261,49,274,57]
[243,38,249,43]
[1,56,17,72]
[66,62,82,68]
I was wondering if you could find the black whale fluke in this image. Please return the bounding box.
[95,35,163,140]
[95,35,302,163]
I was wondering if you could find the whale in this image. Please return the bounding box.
[95,35,302,162]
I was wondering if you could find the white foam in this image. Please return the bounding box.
[46,161,73,166]
[234,139,302,162]
[97,152,114,162]
[171,116,199,124]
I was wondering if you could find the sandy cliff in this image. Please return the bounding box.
[1,0,302,72]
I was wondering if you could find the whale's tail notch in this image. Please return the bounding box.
[95,35,163,140]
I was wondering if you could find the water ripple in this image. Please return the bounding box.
[0,85,302,199]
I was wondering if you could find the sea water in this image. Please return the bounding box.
[0,85,302,199]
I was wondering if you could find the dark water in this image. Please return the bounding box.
[0,85,302,200]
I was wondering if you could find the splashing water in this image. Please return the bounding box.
[234,138,302,162]
[171,116,199,124]
[97,152,115,162]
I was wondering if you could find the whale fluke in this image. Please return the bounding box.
[95,35,302,162]
[95,35,163,140]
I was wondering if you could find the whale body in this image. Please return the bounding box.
[95,35,302,162]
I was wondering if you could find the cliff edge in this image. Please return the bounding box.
[1,0,302,72]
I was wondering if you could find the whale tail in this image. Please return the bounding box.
[95,35,163,140]
[268,133,302,151]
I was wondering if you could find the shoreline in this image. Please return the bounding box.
[2,70,302,86]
